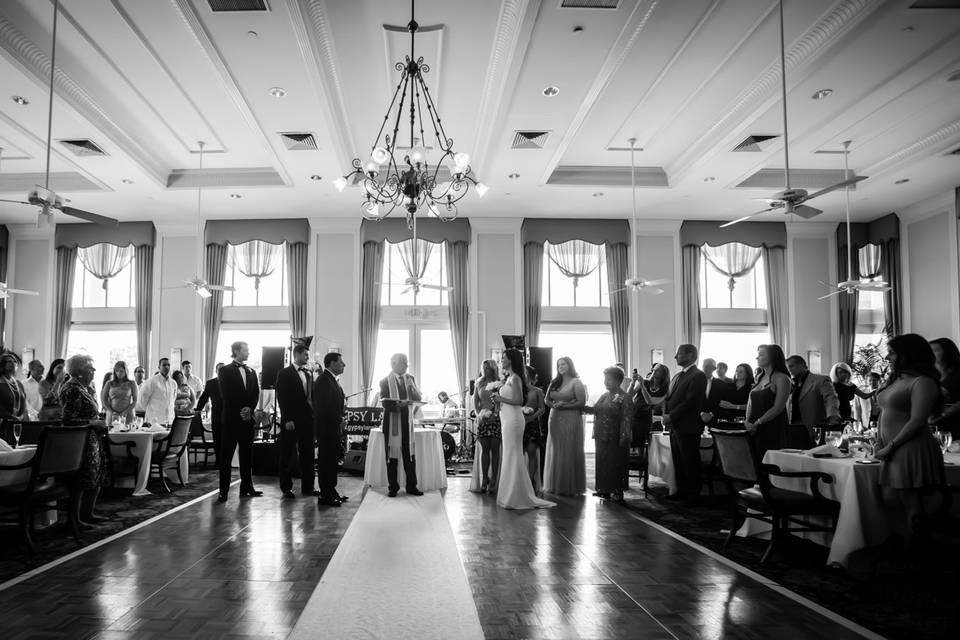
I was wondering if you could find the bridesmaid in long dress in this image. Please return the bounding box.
[744,345,791,457]
[543,356,587,496]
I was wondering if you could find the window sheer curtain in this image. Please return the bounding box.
[762,246,787,346]
[700,243,761,301]
[134,245,154,369]
[445,241,469,399]
[547,240,602,287]
[285,242,308,339]
[359,241,385,400]
[52,247,77,358]
[78,244,134,290]
[523,242,544,348]
[201,244,228,379]
[836,232,860,365]
[397,238,433,282]
[229,240,282,290]
[680,245,701,347]
[0,226,7,348]
[605,242,629,366]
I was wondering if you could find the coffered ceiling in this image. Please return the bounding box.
[0,0,958,226]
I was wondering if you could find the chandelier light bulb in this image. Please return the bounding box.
[475,182,489,198]
[371,147,390,165]
[333,177,348,192]
[410,146,427,164]
[364,161,379,174]
[454,152,470,169]
[364,201,380,217]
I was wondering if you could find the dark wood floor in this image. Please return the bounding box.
[0,475,874,640]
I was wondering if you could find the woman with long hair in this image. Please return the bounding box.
[543,356,587,496]
[875,333,944,543]
[929,337,960,438]
[718,363,754,420]
[585,366,633,502]
[744,345,791,456]
[0,350,27,421]
[472,359,502,493]
[490,350,555,509]
[628,362,669,442]
[101,361,138,426]
[171,370,196,416]
[829,362,873,422]
[38,357,66,421]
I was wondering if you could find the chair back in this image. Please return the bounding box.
[169,416,192,449]
[188,414,204,438]
[1,420,59,447]
[34,425,89,478]
[710,429,759,484]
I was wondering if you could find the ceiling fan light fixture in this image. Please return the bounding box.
[592,192,604,197]
[269,86,287,98]
[11,95,28,105]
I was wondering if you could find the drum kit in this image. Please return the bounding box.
[413,408,476,463]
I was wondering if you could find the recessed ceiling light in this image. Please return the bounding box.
[572,26,584,34]
[703,176,716,182]
[269,87,287,98]
[542,86,559,97]
[592,192,604,197]
[247,30,259,38]
[947,70,960,83]
[11,95,28,105]
[310,174,322,181]
[811,88,833,100]
[901,26,915,33]
[508,173,520,179]
[895,178,910,185]
[121,179,134,184]
[230,193,242,198]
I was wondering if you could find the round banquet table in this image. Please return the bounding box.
[108,429,191,496]
[646,432,714,494]
[363,428,448,491]
[0,445,61,526]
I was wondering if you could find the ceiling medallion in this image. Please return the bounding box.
[334,0,486,226]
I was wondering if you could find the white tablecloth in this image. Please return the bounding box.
[0,446,38,487]
[108,430,191,496]
[363,429,447,491]
[738,450,960,566]
[646,433,713,494]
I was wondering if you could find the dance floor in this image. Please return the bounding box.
[0,474,880,639]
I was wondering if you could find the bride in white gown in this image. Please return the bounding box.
[492,350,556,510]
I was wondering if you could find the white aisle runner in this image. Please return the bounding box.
[288,491,484,640]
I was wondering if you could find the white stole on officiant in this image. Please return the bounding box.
[385,374,416,459]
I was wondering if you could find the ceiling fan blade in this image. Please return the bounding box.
[609,287,628,294]
[4,288,40,296]
[0,199,31,205]
[818,290,846,300]
[196,287,212,299]
[792,204,823,219]
[204,284,235,291]
[400,286,413,295]
[420,284,452,291]
[59,206,119,226]
[642,287,665,295]
[720,208,775,228]
[642,278,671,287]
[804,176,868,201]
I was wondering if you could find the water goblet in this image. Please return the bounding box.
[826,430,843,448]
[13,422,22,448]
[936,430,953,456]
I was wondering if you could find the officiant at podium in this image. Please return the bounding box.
[379,353,423,497]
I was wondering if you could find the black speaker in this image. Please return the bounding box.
[261,346,286,389]
[528,346,553,391]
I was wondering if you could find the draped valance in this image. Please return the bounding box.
[837,213,900,251]
[680,220,786,248]
[55,221,155,249]
[204,218,309,246]
[360,218,471,245]
[521,219,630,246]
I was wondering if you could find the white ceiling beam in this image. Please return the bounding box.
[862,119,960,178]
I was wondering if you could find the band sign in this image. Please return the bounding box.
[344,407,383,435]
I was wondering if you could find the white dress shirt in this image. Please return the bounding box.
[23,377,42,418]
[137,373,177,425]
[185,373,204,397]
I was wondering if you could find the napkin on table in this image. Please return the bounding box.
[803,444,845,457]
[0,439,13,452]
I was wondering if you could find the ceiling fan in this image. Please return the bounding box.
[0,282,40,300]
[0,0,118,227]
[818,140,890,300]
[378,214,453,296]
[611,138,670,296]
[720,0,867,229]
[163,141,234,299]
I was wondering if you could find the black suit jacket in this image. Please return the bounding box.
[276,365,313,427]
[664,366,708,436]
[196,378,222,419]
[217,361,260,426]
[313,370,345,439]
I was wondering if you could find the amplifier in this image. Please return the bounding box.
[340,449,367,473]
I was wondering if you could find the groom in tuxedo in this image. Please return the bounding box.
[313,352,349,507]
[379,353,423,497]
[217,341,262,502]
[275,344,317,498]
[662,344,708,503]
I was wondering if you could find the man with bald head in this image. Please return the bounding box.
[699,357,729,428]
[379,353,423,497]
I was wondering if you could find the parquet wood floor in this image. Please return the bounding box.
[0,475,876,639]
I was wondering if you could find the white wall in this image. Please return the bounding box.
[312,219,360,395]
[787,223,837,370]
[154,232,200,370]
[472,220,521,370]
[7,229,53,362]
[632,221,680,370]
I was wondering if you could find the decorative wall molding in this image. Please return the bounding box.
[897,189,955,223]
[469,217,522,234]
[547,165,669,187]
[863,119,960,178]
[633,219,681,234]
[0,14,168,185]
[308,217,361,234]
[7,223,53,240]
[472,0,541,179]
[785,221,836,237]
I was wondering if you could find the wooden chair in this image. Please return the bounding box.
[187,414,217,465]
[0,425,89,553]
[106,434,141,489]
[627,420,651,496]
[710,428,840,563]
[149,416,192,493]
[0,420,62,447]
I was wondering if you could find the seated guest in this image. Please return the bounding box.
[59,354,110,525]
[745,345,791,456]
[716,362,732,384]
[829,362,873,423]
[437,390,460,433]
[785,355,841,447]
[38,358,66,421]
[0,350,27,421]
[718,363,754,420]
[23,359,44,419]
[929,337,960,439]
[522,366,546,496]
[172,370,196,416]
[628,363,669,440]
[101,361,138,426]
[584,366,633,502]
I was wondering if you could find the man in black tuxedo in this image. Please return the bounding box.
[699,357,730,429]
[379,353,423,497]
[196,362,224,453]
[662,344,708,502]
[276,345,317,498]
[217,341,262,502]
[313,352,349,507]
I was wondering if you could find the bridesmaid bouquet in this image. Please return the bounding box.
[485,380,504,414]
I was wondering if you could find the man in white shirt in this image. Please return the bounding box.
[181,360,204,398]
[137,357,177,425]
[23,359,44,419]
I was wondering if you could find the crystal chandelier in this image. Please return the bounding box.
[333,0,487,225]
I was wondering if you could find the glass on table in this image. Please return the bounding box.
[13,423,22,448]
[826,430,843,448]
[935,430,953,456]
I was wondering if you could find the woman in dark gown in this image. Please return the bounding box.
[929,337,960,439]
[585,367,633,502]
[627,363,669,444]
[744,345,791,457]
[717,363,754,422]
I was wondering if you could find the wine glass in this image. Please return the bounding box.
[935,430,953,456]
[826,430,843,448]
[13,423,22,448]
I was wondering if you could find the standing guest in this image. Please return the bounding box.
[378,353,423,497]
[662,345,708,502]
[59,355,109,525]
[629,363,670,438]
[137,358,177,426]
[171,370,196,416]
[133,366,146,394]
[718,363,754,420]
[522,365,546,495]
[314,352,349,505]
[38,358,66,421]
[196,363,225,452]
[23,359,44,419]
[716,362,732,384]
[101,361,137,426]
[473,359,502,494]
[0,351,27,421]
[217,342,262,502]
[700,357,730,429]
[875,334,944,544]
[100,372,113,396]
[745,345,791,456]
[585,366,633,502]
[786,355,841,447]
[543,356,587,497]
[829,362,873,423]
[276,345,317,499]
[180,361,204,398]
[929,337,960,439]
